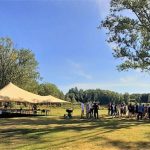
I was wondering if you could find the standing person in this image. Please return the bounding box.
[118,104,121,117]
[128,103,132,118]
[120,103,124,117]
[125,104,128,117]
[135,103,139,117]
[143,104,147,119]
[89,102,94,118]
[93,102,99,119]
[137,103,143,120]
[123,104,127,116]
[108,102,111,116]
[111,103,115,117]
[116,104,120,117]
[114,104,118,117]
[131,104,135,117]
[86,102,90,119]
[148,104,150,120]
[81,102,84,119]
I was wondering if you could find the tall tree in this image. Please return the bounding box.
[37,83,65,99]
[66,87,125,104]
[100,0,150,71]
[0,37,40,92]
[123,92,130,103]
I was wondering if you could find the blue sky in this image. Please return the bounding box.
[0,0,150,94]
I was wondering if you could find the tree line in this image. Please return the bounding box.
[65,87,150,104]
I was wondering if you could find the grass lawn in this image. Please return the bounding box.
[0,108,150,150]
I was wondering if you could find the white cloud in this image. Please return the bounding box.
[67,60,92,80]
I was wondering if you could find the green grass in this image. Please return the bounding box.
[0,108,150,150]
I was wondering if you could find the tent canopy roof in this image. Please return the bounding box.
[0,82,69,104]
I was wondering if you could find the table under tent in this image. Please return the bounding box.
[0,82,70,118]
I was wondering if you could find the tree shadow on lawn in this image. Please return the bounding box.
[90,136,150,150]
[13,124,150,150]
[0,116,149,126]
[49,134,150,150]
[43,124,150,150]
[0,117,149,137]
[0,117,149,150]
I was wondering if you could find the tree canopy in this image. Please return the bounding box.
[100,0,150,71]
[0,37,40,92]
[66,87,150,104]
[0,37,66,98]
[66,87,126,105]
[37,83,65,99]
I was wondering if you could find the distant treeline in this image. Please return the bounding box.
[65,87,150,105]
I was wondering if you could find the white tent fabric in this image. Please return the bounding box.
[38,95,70,104]
[0,82,69,104]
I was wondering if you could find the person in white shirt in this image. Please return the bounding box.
[81,102,84,119]
[89,102,94,118]
[86,102,90,118]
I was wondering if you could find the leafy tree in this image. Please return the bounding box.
[65,93,75,103]
[66,87,80,101]
[37,83,65,99]
[66,87,125,105]
[130,93,141,102]
[140,94,148,103]
[100,0,150,71]
[66,87,150,104]
[15,49,40,93]
[123,92,130,104]
[0,37,40,92]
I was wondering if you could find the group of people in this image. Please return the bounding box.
[108,102,150,120]
[80,102,150,120]
[81,102,100,119]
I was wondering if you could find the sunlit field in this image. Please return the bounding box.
[0,107,150,150]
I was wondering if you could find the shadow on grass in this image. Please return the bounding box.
[0,116,150,150]
[93,136,150,150]
[0,117,149,135]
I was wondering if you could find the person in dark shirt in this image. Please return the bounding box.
[93,102,99,119]
[148,104,150,120]
[111,103,115,116]
[135,104,138,113]
[137,103,144,120]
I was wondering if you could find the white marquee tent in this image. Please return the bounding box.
[0,82,69,104]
